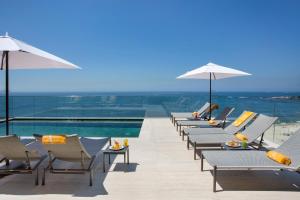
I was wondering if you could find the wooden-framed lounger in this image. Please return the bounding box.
[0,135,47,185]
[187,114,277,159]
[34,134,110,186]
[182,111,257,141]
[176,107,235,136]
[201,129,300,192]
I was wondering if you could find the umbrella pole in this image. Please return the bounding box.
[209,73,211,120]
[5,51,9,135]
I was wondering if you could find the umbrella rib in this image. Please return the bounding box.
[19,50,29,53]
[212,72,216,80]
[1,51,5,70]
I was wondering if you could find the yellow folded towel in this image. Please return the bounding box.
[235,132,248,141]
[233,111,254,127]
[266,151,291,165]
[42,135,66,144]
[208,119,217,125]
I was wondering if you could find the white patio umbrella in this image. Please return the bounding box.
[177,62,251,119]
[0,33,80,135]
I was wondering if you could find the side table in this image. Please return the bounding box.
[103,146,129,172]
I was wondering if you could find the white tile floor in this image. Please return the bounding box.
[0,117,299,200]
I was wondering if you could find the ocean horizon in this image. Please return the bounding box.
[0,91,299,123]
[2,91,300,95]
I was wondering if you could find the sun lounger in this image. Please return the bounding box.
[182,111,257,141]
[188,114,277,159]
[201,129,300,192]
[195,103,220,120]
[0,138,36,161]
[34,134,110,186]
[170,102,210,125]
[176,107,235,135]
[0,135,47,185]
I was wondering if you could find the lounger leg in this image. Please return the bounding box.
[42,168,46,185]
[201,155,204,171]
[35,168,39,185]
[103,154,106,173]
[127,148,129,164]
[179,125,182,136]
[187,136,190,149]
[213,166,217,192]
[182,131,184,141]
[89,170,93,186]
[199,149,202,159]
[194,142,197,160]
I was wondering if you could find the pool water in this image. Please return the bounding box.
[0,120,143,137]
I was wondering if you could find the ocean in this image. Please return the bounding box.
[0,92,299,122]
[0,91,299,137]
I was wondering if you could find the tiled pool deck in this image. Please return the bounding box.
[0,117,299,199]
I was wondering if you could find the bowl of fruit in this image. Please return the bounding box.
[109,140,124,151]
[225,140,241,148]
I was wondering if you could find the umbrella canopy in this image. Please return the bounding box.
[0,34,80,69]
[0,33,79,135]
[177,62,250,80]
[177,62,251,119]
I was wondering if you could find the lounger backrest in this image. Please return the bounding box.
[276,129,300,169]
[224,111,257,134]
[242,114,278,143]
[215,107,235,121]
[0,135,40,160]
[197,102,210,116]
[201,104,219,119]
[36,135,92,161]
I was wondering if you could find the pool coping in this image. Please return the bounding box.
[3,117,144,122]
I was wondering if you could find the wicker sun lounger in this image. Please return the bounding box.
[187,114,277,159]
[0,135,47,185]
[201,129,300,192]
[182,111,257,141]
[176,107,235,135]
[34,134,110,186]
[170,102,210,125]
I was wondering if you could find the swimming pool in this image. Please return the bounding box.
[0,119,143,137]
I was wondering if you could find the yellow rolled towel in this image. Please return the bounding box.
[235,132,248,141]
[266,151,291,165]
[233,111,254,127]
[42,135,66,144]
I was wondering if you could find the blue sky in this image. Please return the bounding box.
[0,0,300,92]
